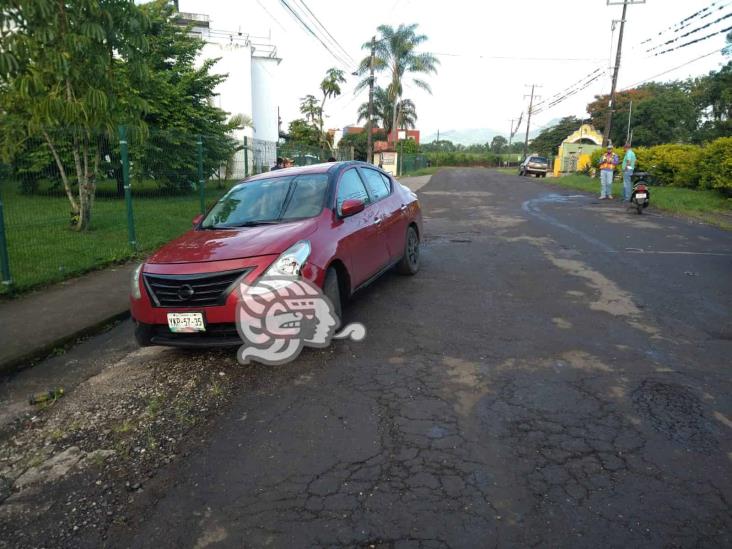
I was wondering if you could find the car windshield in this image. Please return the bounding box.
[201,174,329,229]
[530,157,548,163]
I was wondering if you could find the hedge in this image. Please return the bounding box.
[589,137,732,195]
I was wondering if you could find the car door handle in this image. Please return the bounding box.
[400,204,407,211]
[373,217,382,225]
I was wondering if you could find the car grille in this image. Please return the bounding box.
[143,269,250,308]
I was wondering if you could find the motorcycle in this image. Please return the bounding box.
[630,181,650,214]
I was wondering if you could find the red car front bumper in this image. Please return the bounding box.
[130,256,326,346]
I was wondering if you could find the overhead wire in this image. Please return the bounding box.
[294,0,356,66]
[621,48,723,90]
[277,0,353,69]
[646,10,732,53]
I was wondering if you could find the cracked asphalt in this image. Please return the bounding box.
[9,168,731,548]
[112,168,732,548]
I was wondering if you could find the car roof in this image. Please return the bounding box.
[243,160,375,182]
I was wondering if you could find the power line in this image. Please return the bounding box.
[640,0,732,44]
[427,51,606,62]
[277,0,352,69]
[533,67,605,110]
[652,23,732,56]
[620,47,723,90]
[532,71,607,115]
[294,0,356,66]
[646,10,732,53]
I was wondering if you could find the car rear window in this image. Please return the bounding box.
[530,157,548,163]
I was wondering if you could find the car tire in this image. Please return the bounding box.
[396,225,420,275]
[134,321,154,347]
[323,267,342,327]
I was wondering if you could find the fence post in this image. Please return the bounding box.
[118,125,137,250]
[398,141,403,176]
[243,136,249,178]
[0,192,12,288]
[197,135,205,214]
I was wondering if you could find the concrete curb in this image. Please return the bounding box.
[0,310,131,377]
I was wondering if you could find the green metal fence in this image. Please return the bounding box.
[0,128,352,294]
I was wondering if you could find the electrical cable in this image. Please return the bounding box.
[621,48,723,90]
[646,10,732,53]
[653,24,732,56]
[294,0,356,66]
[278,0,353,69]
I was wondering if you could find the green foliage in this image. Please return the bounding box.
[286,119,321,148]
[697,137,732,195]
[489,135,508,154]
[131,1,238,189]
[425,152,499,167]
[529,116,584,156]
[356,23,438,136]
[588,138,732,195]
[398,139,419,154]
[338,130,387,161]
[0,0,151,228]
[357,87,418,134]
[634,144,701,188]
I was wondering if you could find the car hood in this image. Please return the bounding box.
[147,218,319,264]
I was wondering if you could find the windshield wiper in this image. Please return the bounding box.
[229,220,281,227]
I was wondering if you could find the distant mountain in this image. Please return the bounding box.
[423,118,562,146]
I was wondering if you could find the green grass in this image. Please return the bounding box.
[540,174,732,230]
[0,180,234,295]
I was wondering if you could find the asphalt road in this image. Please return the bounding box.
[12,168,732,547]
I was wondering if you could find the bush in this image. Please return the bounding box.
[634,144,701,188]
[696,137,732,195]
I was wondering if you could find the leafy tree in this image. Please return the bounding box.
[489,135,508,154]
[338,130,387,161]
[318,68,346,147]
[357,87,418,134]
[529,116,583,156]
[285,118,321,147]
[0,0,150,229]
[421,140,456,152]
[693,61,732,142]
[397,139,419,154]
[356,24,438,142]
[132,0,240,189]
[587,83,698,147]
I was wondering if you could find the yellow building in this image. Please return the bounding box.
[553,124,603,177]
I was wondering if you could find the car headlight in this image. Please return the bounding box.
[131,264,143,299]
[264,241,311,277]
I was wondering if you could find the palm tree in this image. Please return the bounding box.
[356,24,438,143]
[299,95,321,126]
[357,87,417,134]
[319,68,346,145]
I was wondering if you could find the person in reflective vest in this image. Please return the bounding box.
[599,146,619,200]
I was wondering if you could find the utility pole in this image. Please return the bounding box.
[602,0,645,146]
[523,85,540,159]
[626,99,633,144]
[366,35,376,164]
[277,106,282,138]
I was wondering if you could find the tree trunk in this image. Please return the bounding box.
[391,96,399,146]
[42,130,79,216]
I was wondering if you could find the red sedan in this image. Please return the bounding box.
[130,161,423,346]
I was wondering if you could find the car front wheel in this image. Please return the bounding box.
[323,267,342,327]
[396,226,420,275]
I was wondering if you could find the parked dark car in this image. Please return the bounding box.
[130,161,423,347]
[518,155,549,177]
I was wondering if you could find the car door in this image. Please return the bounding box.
[358,167,407,261]
[335,168,390,286]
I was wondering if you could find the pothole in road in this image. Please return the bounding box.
[632,380,718,452]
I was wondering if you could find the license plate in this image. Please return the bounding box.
[635,193,647,199]
[167,312,205,333]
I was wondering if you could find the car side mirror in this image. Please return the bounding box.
[340,198,365,218]
[192,214,203,227]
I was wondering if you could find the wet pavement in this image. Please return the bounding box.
[4,168,732,547]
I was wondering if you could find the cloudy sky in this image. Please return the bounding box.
[178,0,731,139]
